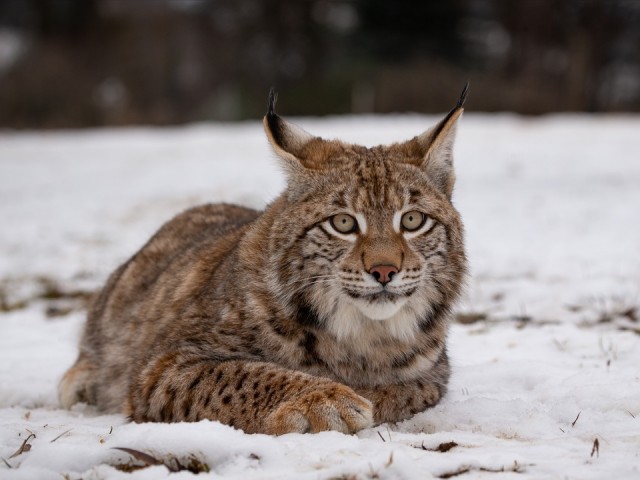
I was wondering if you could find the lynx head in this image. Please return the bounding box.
[264,87,468,342]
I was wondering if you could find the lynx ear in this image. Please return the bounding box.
[411,83,469,197]
[263,89,317,174]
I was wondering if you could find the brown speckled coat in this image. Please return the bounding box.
[59,87,468,434]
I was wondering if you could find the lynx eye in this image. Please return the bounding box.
[401,210,426,231]
[330,213,358,234]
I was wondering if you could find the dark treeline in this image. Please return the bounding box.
[0,0,638,128]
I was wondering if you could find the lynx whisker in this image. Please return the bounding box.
[287,274,338,287]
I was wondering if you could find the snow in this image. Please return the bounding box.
[1,114,639,479]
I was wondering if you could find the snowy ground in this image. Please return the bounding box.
[1,114,639,479]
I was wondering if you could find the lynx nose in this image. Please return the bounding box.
[369,264,398,285]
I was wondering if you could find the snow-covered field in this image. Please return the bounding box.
[1,114,639,479]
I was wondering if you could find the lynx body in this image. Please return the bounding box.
[59,89,468,434]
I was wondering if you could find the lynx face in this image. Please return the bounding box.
[327,195,448,322]
[265,93,466,341]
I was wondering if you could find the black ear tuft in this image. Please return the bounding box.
[425,83,469,147]
[267,88,278,117]
[265,88,284,146]
[456,82,470,109]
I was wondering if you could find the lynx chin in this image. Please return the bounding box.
[59,85,469,435]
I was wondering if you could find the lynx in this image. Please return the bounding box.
[59,86,468,435]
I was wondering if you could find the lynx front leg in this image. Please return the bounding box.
[356,379,445,425]
[126,353,373,434]
[356,347,451,424]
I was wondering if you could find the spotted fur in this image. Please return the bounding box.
[59,87,468,434]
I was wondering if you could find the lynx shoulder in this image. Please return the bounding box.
[59,86,469,434]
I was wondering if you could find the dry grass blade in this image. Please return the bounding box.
[2,457,13,469]
[112,448,210,474]
[385,452,394,467]
[590,438,600,458]
[571,412,581,427]
[438,461,526,478]
[9,433,35,459]
[419,441,458,452]
[50,429,72,443]
[112,447,167,469]
[439,466,471,478]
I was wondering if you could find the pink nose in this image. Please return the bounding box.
[369,265,398,285]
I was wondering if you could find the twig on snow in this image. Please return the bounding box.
[385,452,394,467]
[9,433,35,459]
[50,429,72,443]
[419,440,458,452]
[112,447,164,468]
[590,438,600,458]
[571,412,581,427]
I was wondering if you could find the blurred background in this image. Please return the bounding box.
[0,0,639,128]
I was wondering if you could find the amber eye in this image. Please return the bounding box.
[330,213,358,234]
[401,210,425,231]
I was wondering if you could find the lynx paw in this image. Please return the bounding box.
[265,383,373,435]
